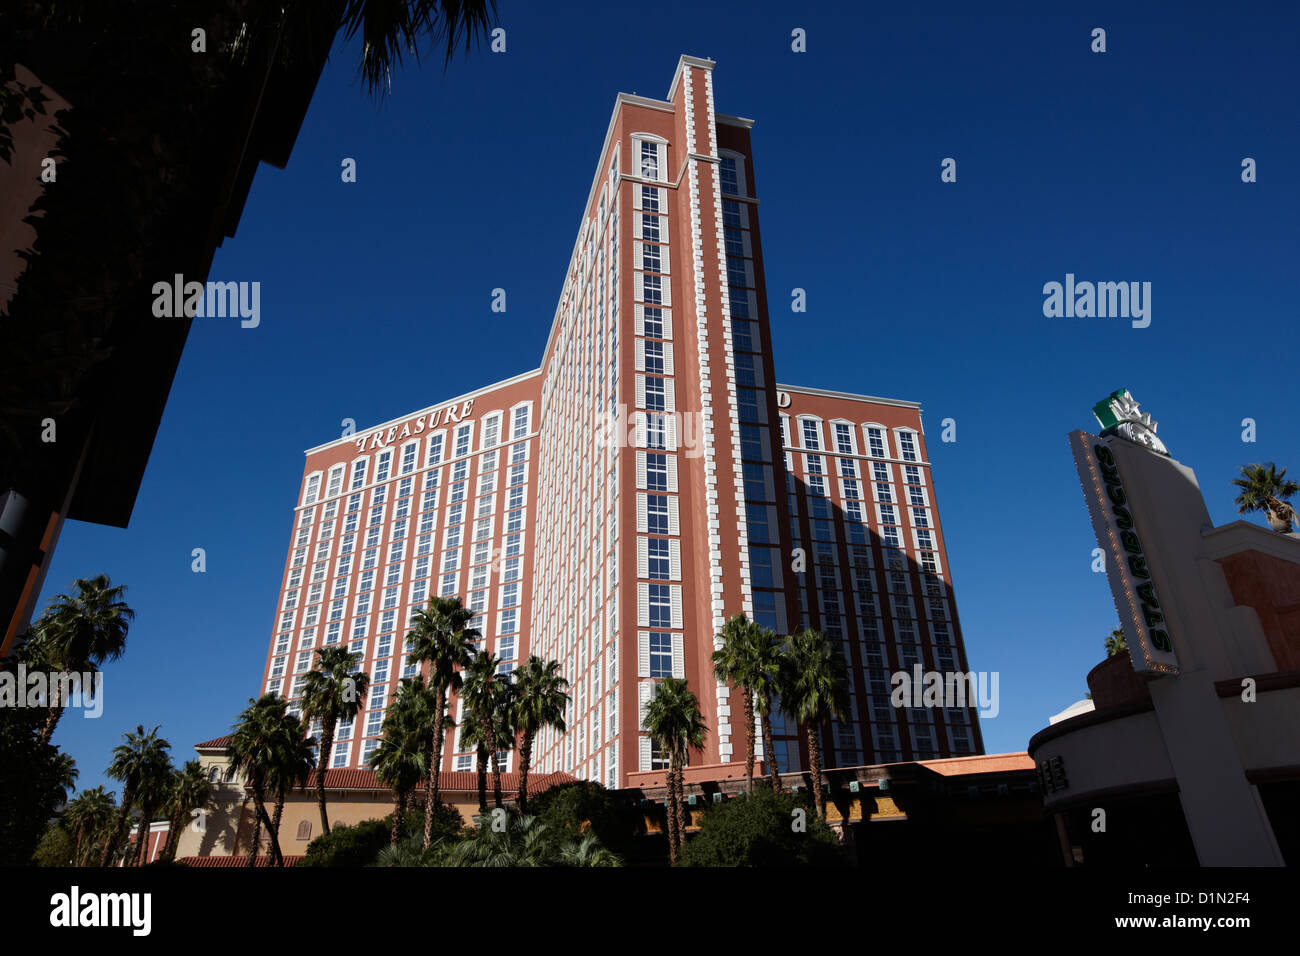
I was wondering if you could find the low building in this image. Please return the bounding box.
[1030,393,1300,866]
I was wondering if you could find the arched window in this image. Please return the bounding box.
[296,820,312,841]
[631,133,668,183]
[719,149,749,198]
[208,765,221,783]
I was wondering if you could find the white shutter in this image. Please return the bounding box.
[634,186,643,211]
[636,493,648,534]
[639,681,653,725]
[637,537,649,578]
[663,343,674,376]
[634,303,644,336]
[633,240,643,271]
[668,497,680,536]
[637,583,650,627]
[669,539,681,580]
[639,735,652,771]
[660,244,670,274]
[633,212,643,238]
[656,143,667,183]
[634,339,645,372]
[666,455,678,492]
[670,587,683,629]
[656,186,667,210]
[664,379,676,412]
[634,272,643,301]
[637,631,650,678]
[671,633,685,678]
[635,412,648,448]
[636,451,647,489]
[635,374,646,409]
[662,308,672,339]
[662,279,672,308]
[665,415,678,452]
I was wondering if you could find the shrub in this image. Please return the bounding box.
[530,781,643,857]
[299,803,465,867]
[678,787,847,867]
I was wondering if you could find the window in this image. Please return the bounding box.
[375,450,392,483]
[648,584,672,628]
[898,430,919,462]
[801,419,821,450]
[512,405,530,439]
[455,425,472,458]
[646,453,668,491]
[647,537,670,579]
[649,632,673,677]
[646,494,668,534]
[639,139,660,180]
[865,426,887,458]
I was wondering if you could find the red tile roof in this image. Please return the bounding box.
[195,734,233,750]
[305,769,578,797]
[179,855,303,867]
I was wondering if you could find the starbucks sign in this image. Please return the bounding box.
[1071,429,1180,676]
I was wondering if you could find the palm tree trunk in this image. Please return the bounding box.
[271,784,287,867]
[162,808,183,862]
[742,690,756,793]
[391,791,406,846]
[761,710,781,792]
[100,789,133,867]
[674,766,688,847]
[665,760,680,864]
[807,724,825,819]
[315,718,336,836]
[518,731,534,813]
[424,689,446,850]
[482,717,503,809]
[246,810,262,867]
[36,703,65,747]
[476,745,488,812]
[249,783,281,867]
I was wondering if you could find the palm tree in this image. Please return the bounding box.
[299,646,369,837]
[712,614,783,794]
[159,761,210,862]
[64,786,115,866]
[407,595,478,847]
[1233,462,1299,533]
[264,710,316,866]
[335,0,499,98]
[1105,628,1128,657]
[459,650,508,811]
[228,695,294,867]
[509,656,569,813]
[642,677,707,864]
[781,628,850,820]
[101,724,170,867]
[369,695,427,846]
[131,747,175,867]
[30,575,133,745]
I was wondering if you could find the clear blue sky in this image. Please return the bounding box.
[40,1,1299,794]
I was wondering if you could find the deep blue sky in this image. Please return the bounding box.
[40,1,1299,794]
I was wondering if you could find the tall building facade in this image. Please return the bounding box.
[258,56,984,789]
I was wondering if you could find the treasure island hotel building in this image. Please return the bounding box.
[259,57,985,789]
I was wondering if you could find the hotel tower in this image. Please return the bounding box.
[258,56,985,789]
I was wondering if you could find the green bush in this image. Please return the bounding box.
[679,788,847,867]
[298,803,465,867]
[31,822,75,866]
[530,781,643,857]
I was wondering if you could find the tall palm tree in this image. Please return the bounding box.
[711,614,782,794]
[1105,627,1128,657]
[228,695,293,867]
[131,747,175,867]
[101,724,169,867]
[509,656,569,813]
[160,761,210,862]
[1233,462,1299,533]
[369,694,427,846]
[460,650,508,811]
[31,575,133,745]
[264,710,316,867]
[299,646,369,837]
[642,677,707,864]
[781,628,850,820]
[407,595,478,847]
[64,786,115,866]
